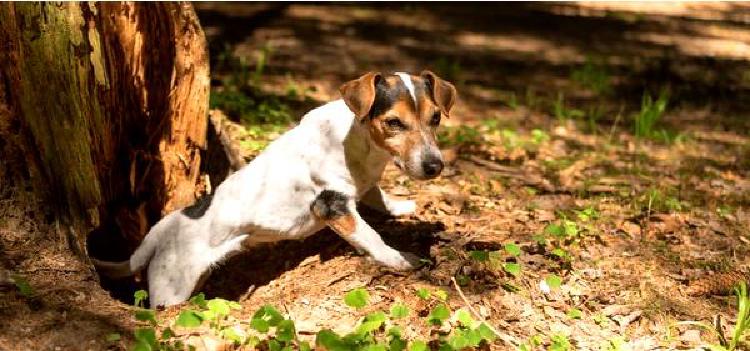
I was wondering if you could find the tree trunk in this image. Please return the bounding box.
[0,2,210,259]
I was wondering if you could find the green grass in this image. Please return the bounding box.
[571,57,612,95]
[672,283,750,351]
[552,92,584,122]
[633,90,669,140]
[210,42,294,127]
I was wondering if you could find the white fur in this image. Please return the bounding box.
[395,72,416,102]
[121,99,421,306]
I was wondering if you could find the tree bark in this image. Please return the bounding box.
[0,2,210,259]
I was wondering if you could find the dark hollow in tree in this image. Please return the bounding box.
[0,2,211,275]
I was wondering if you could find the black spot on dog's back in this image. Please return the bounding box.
[182,193,214,219]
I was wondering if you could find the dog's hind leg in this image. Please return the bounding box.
[312,190,419,270]
[147,252,206,307]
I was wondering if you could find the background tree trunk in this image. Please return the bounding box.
[0,2,210,259]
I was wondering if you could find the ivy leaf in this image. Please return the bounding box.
[207,298,234,316]
[503,263,521,277]
[477,323,497,342]
[135,309,157,325]
[532,234,547,245]
[189,293,207,309]
[469,250,489,261]
[276,319,296,342]
[221,328,242,344]
[356,320,383,335]
[344,288,369,309]
[434,289,448,301]
[390,303,410,319]
[455,308,475,328]
[409,340,428,351]
[251,304,284,331]
[415,288,431,300]
[362,345,387,351]
[389,334,407,351]
[365,311,386,323]
[134,290,148,307]
[567,308,583,320]
[299,341,312,351]
[544,224,564,238]
[251,318,269,333]
[132,340,152,351]
[545,274,563,290]
[504,243,522,257]
[316,330,348,351]
[268,339,282,351]
[551,248,568,258]
[563,220,578,237]
[134,328,157,348]
[356,312,385,335]
[427,303,451,326]
[160,328,174,340]
[175,310,203,328]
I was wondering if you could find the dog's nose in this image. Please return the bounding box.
[422,158,444,177]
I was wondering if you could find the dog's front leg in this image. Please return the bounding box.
[312,190,419,270]
[360,186,417,217]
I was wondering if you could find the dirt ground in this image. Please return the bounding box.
[2,3,750,351]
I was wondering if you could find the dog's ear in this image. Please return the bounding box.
[421,70,457,117]
[339,72,382,120]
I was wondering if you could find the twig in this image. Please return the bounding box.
[450,277,518,347]
[714,315,728,347]
[608,104,624,144]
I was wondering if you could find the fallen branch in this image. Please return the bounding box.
[466,156,555,192]
[450,277,519,347]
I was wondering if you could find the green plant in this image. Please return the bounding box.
[633,90,669,140]
[469,243,524,279]
[553,92,585,122]
[506,91,519,110]
[315,287,496,350]
[549,334,572,351]
[672,283,750,350]
[571,57,611,95]
[11,274,34,298]
[586,104,606,133]
[345,287,370,309]
[530,129,550,145]
[437,125,484,148]
[252,44,273,87]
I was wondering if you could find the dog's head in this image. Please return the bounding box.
[340,71,457,180]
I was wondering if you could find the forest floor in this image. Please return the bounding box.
[2,3,750,351]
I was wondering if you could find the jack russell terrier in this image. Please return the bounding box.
[94,71,457,307]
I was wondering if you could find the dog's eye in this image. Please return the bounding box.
[385,118,407,130]
[430,112,441,126]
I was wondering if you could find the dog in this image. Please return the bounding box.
[93,71,457,307]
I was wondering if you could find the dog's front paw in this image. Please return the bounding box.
[388,200,417,217]
[375,250,421,270]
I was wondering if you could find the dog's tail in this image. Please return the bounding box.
[92,224,163,278]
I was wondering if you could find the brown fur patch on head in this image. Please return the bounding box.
[365,74,444,161]
[339,72,382,120]
[421,70,457,115]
